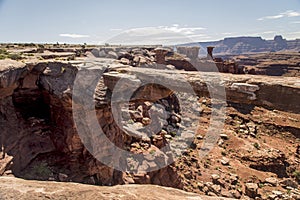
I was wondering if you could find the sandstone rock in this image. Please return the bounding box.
[0,154,13,176]
[230,177,238,186]
[265,177,278,186]
[106,51,118,59]
[91,48,100,57]
[154,48,169,64]
[291,194,300,200]
[166,56,195,71]
[165,135,172,140]
[40,51,76,59]
[272,190,283,197]
[120,58,130,65]
[268,194,278,200]
[0,177,234,200]
[0,60,27,98]
[220,190,232,198]
[221,157,230,166]
[211,174,220,182]
[296,145,300,156]
[99,50,107,57]
[166,64,175,70]
[58,173,68,182]
[241,148,288,177]
[142,117,151,126]
[104,66,300,113]
[221,189,241,199]
[218,139,224,146]
[220,134,229,140]
[229,190,242,199]
[207,192,218,197]
[230,83,260,100]
[169,115,180,125]
[210,184,221,195]
[152,135,166,149]
[280,178,299,189]
[197,135,204,140]
[0,52,300,200]
[177,46,200,59]
[245,183,258,198]
[129,110,143,122]
[22,73,38,89]
[202,186,210,194]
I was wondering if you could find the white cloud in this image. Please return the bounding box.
[258,10,300,21]
[262,31,276,34]
[279,31,300,40]
[221,32,235,36]
[283,10,300,17]
[258,14,284,21]
[110,28,123,31]
[291,21,300,24]
[106,25,207,45]
[163,25,206,35]
[127,25,206,36]
[59,33,90,38]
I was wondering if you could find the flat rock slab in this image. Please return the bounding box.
[0,59,26,72]
[103,67,300,113]
[0,177,233,200]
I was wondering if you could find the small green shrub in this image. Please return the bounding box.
[25,53,34,57]
[8,53,22,60]
[32,162,52,178]
[0,49,9,55]
[253,142,260,150]
[150,149,156,155]
[0,54,6,60]
[23,162,52,180]
[293,170,300,180]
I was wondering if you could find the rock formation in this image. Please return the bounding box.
[0,177,234,200]
[196,36,300,55]
[0,44,299,199]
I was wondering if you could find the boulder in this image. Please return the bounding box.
[245,183,258,198]
[280,178,299,189]
[265,177,278,186]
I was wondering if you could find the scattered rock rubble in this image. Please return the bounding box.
[0,45,299,199]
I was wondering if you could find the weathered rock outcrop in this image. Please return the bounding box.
[0,58,184,189]
[0,49,300,199]
[234,52,300,77]
[197,36,300,55]
[0,177,232,200]
[103,67,300,114]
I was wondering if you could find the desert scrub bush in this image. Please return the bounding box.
[0,54,6,60]
[0,49,23,60]
[253,142,260,150]
[7,53,23,60]
[24,53,34,57]
[67,55,76,61]
[150,149,156,155]
[0,48,9,59]
[293,170,300,181]
[24,162,52,180]
[0,48,9,55]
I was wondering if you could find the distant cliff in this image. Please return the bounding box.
[193,36,300,55]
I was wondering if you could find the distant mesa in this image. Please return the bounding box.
[183,35,300,55]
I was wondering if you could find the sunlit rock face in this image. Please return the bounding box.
[0,46,299,199]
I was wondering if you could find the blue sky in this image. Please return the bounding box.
[0,0,300,44]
